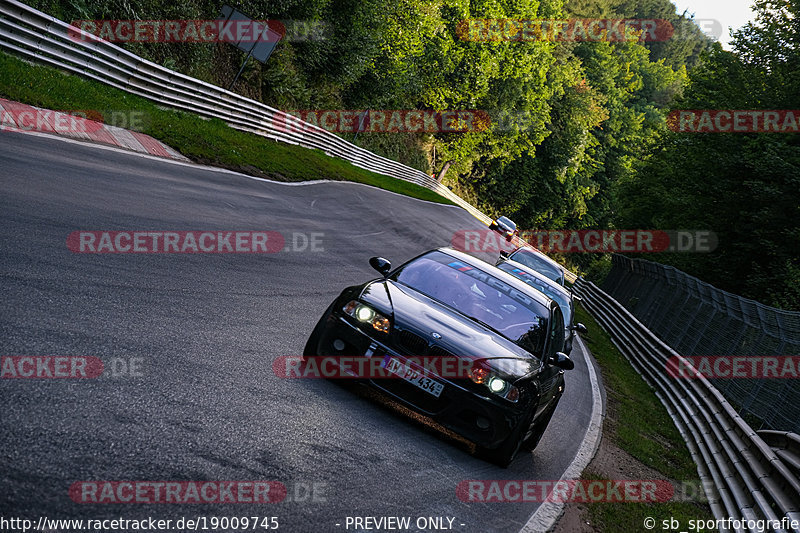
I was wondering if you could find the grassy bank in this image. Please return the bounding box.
[0,51,452,205]
[574,304,716,531]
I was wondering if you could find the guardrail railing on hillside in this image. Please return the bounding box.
[760,431,800,481]
[0,0,491,223]
[604,254,800,433]
[574,278,800,532]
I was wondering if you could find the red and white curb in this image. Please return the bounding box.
[0,98,189,162]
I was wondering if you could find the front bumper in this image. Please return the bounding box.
[311,313,533,448]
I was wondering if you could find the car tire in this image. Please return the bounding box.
[476,411,533,468]
[302,302,336,358]
[522,400,558,451]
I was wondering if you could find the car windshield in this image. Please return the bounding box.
[497,263,572,325]
[391,252,549,356]
[509,250,562,284]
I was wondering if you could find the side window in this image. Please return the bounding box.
[547,307,566,359]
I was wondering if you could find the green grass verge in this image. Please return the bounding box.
[0,51,453,205]
[575,304,717,531]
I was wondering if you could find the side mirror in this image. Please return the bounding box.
[369,256,392,276]
[549,352,575,370]
[572,323,588,334]
[499,250,510,259]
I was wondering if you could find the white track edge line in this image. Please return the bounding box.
[519,335,605,533]
[1,128,469,211]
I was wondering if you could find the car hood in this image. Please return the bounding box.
[360,280,544,379]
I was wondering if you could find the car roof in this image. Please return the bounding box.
[435,248,554,309]
[497,259,571,297]
[511,247,565,273]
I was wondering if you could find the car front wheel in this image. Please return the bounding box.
[522,401,558,451]
[476,411,534,468]
[302,302,336,358]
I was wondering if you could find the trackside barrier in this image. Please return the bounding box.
[760,432,800,481]
[573,277,800,532]
[604,254,800,433]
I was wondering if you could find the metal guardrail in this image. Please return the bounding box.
[761,432,800,481]
[0,0,491,224]
[574,277,800,532]
[604,254,800,433]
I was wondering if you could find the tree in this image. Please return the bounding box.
[615,0,800,309]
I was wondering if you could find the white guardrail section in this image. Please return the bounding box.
[574,278,800,533]
[0,0,491,222]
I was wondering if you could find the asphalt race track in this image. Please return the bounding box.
[0,131,600,533]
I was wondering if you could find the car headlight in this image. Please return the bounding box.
[470,366,519,403]
[343,301,391,334]
[488,376,508,394]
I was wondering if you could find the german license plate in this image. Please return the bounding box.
[383,356,444,398]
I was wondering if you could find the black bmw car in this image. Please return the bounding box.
[303,248,575,467]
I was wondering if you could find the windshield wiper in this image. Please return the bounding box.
[465,314,544,356]
[462,314,508,340]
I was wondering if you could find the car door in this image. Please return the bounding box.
[536,305,566,417]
